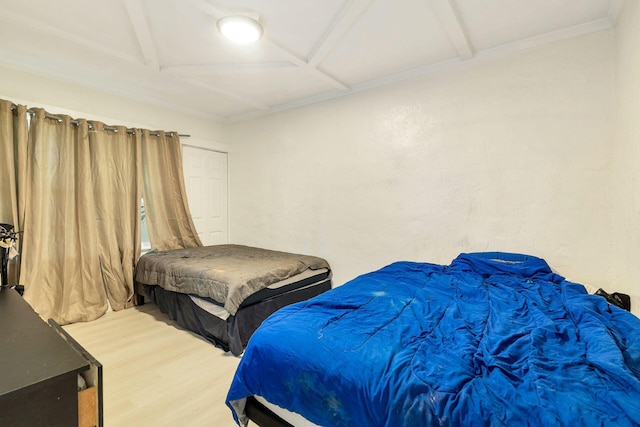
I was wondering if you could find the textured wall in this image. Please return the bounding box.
[612,1,640,296]
[225,30,615,288]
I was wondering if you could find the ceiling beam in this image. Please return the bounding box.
[124,0,160,71]
[162,62,296,75]
[187,0,351,92]
[185,0,227,19]
[183,79,271,111]
[429,0,474,60]
[307,0,374,68]
[607,0,624,26]
[262,38,350,91]
[0,10,142,65]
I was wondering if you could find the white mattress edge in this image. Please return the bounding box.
[265,267,329,290]
[189,295,231,319]
[189,267,330,320]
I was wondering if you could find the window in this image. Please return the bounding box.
[141,198,151,251]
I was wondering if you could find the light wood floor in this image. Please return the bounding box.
[64,304,243,427]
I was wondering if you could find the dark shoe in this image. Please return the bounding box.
[595,288,631,311]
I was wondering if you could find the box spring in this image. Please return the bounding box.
[140,272,331,356]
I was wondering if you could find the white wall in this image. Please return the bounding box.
[1,26,624,294]
[612,0,640,296]
[0,64,228,152]
[225,30,615,288]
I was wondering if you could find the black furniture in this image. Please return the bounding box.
[0,223,14,289]
[0,289,102,427]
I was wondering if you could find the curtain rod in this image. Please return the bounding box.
[9,103,190,138]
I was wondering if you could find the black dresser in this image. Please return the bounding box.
[0,289,101,427]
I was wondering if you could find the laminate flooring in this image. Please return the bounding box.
[64,303,243,427]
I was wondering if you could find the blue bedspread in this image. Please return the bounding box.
[227,252,640,426]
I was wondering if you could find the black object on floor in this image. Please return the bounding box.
[595,288,631,311]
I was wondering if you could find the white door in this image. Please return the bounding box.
[182,146,228,245]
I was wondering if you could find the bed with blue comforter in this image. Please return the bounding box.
[226,252,640,426]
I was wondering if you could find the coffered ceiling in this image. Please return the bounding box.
[0,0,621,122]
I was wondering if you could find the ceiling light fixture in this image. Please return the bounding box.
[217,14,263,44]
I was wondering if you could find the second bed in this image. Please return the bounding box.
[134,244,332,355]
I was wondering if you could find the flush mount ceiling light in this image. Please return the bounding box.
[217,14,263,44]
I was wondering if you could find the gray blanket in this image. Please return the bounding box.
[134,244,330,315]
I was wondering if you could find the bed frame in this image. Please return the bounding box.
[135,271,332,355]
[245,397,293,427]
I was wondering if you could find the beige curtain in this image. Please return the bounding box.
[0,100,27,286]
[89,123,141,311]
[1,98,198,323]
[21,110,143,323]
[22,110,108,323]
[141,129,202,250]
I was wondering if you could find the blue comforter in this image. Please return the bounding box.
[227,252,640,426]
